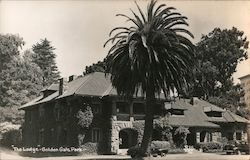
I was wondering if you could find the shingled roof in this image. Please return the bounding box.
[20,72,168,109]
[19,72,250,125]
[167,98,250,127]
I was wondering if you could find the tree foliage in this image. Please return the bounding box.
[208,83,250,119]
[32,38,60,87]
[0,35,43,109]
[192,27,248,98]
[174,126,189,148]
[83,59,107,75]
[76,104,93,129]
[104,0,194,155]
[154,116,172,141]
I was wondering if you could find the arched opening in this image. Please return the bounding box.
[119,128,138,149]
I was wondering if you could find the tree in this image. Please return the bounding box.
[0,50,43,108]
[193,27,249,98]
[76,103,93,146]
[208,83,250,119]
[32,38,60,87]
[104,0,194,155]
[83,58,108,75]
[0,35,43,108]
[0,34,24,71]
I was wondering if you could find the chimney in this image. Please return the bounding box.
[59,78,64,95]
[190,97,199,105]
[68,75,77,82]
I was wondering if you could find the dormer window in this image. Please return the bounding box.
[169,109,184,116]
[203,106,223,117]
[205,111,222,117]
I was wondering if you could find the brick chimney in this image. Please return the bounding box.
[68,75,77,82]
[59,78,64,95]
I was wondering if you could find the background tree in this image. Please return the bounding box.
[192,27,248,98]
[83,58,107,75]
[190,27,249,118]
[0,34,43,124]
[32,38,60,87]
[105,0,194,155]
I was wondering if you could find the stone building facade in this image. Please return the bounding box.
[20,72,250,154]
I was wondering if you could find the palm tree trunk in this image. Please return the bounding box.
[140,87,155,156]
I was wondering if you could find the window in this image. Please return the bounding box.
[170,109,184,116]
[236,132,242,140]
[39,129,44,145]
[205,111,222,117]
[92,103,102,114]
[92,128,101,142]
[154,103,163,115]
[39,106,45,118]
[116,102,129,114]
[227,132,234,141]
[133,103,145,114]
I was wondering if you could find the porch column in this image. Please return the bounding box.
[129,102,134,121]
[196,132,200,143]
[233,132,236,140]
[112,101,117,121]
[110,121,119,154]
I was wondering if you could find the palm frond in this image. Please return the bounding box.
[135,1,146,24]
[116,14,141,28]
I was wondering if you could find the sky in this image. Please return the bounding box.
[0,0,250,83]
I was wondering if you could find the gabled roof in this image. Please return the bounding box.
[167,98,250,127]
[41,84,59,92]
[223,111,250,123]
[239,74,250,80]
[20,72,169,109]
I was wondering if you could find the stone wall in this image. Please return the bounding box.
[110,121,134,154]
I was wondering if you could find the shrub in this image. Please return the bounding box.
[80,142,98,155]
[127,145,141,158]
[0,122,22,147]
[168,148,186,154]
[151,141,171,150]
[132,121,144,143]
[174,126,190,148]
[76,105,93,129]
[154,117,173,142]
[194,142,223,152]
[1,129,22,147]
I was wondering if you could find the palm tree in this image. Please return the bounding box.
[104,0,194,156]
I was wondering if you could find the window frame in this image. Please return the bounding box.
[116,101,129,114]
[92,102,102,114]
[92,128,101,143]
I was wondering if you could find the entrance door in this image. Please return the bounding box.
[119,129,138,149]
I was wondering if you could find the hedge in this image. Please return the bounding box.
[194,142,223,152]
